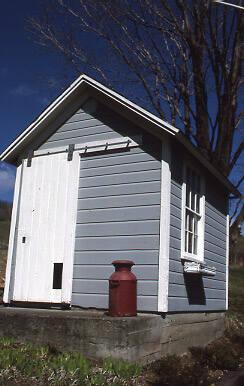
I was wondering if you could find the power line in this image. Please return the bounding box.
[213,1,244,10]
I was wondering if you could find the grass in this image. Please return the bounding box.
[228,266,244,322]
[0,338,142,385]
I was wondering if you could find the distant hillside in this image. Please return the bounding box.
[0,201,12,221]
[231,235,244,266]
[237,235,244,251]
[0,220,10,249]
[0,201,12,291]
[0,201,12,288]
[0,201,12,248]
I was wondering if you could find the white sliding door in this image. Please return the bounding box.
[11,151,79,304]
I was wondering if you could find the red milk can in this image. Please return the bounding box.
[109,260,137,317]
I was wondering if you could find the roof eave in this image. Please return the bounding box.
[0,74,239,197]
[0,74,178,164]
[177,132,240,197]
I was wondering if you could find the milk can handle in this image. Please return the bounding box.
[110,280,119,287]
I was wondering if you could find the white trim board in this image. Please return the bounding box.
[158,138,171,312]
[61,151,80,304]
[226,214,230,310]
[3,164,23,303]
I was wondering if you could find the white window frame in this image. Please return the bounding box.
[181,162,205,263]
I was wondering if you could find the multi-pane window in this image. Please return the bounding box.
[184,167,203,257]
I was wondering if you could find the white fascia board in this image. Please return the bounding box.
[158,137,171,312]
[82,75,178,135]
[0,74,177,162]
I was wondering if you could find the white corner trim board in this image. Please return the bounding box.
[158,138,171,312]
[3,164,23,303]
[226,214,230,310]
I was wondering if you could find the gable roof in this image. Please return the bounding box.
[0,74,239,196]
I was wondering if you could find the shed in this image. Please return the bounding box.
[1,74,234,314]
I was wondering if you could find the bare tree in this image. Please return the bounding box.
[29,0,243,247]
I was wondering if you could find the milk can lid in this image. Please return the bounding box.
[112,260,135,267]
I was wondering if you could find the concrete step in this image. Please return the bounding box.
[0,306,225,363]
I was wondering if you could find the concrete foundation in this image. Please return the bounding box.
[0,307,225,363]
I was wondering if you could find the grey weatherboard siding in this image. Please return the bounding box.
[39,98,162,312]
[38,96,228,313]
[168,143,227,312]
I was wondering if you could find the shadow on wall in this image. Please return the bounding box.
[184,273,206,305]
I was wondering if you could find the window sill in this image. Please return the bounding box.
[181,255,205,264]
[182,258,216,276]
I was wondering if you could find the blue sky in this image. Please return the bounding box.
[0,1,243,219]
[0,1,76,202]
